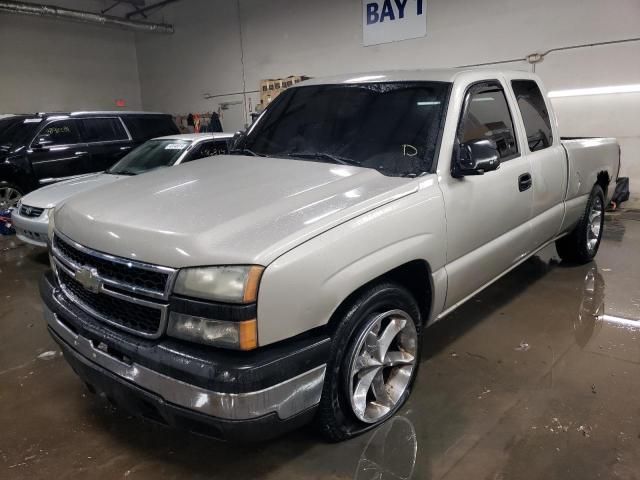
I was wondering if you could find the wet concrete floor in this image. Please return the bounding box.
[1,211,640,479]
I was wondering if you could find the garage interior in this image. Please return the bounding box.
[1,0,640,479]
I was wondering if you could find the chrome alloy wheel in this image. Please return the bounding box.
[587,195,604,254]
[347,309,418,424]
[0,186,22,210]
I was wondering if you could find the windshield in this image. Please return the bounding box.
[0,118,41,150]
[108,139,192,175]
[239,81,450,177]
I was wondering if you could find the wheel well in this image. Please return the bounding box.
[596,171,610,197]
[327,260,433,331]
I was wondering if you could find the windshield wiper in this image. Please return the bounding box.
[283,151,358,166]
[229,148,266,157]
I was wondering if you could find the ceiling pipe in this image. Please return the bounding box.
[0,0,174,34]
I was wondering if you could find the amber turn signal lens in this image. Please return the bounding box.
[243,266,265,303]
[239,319,258,350]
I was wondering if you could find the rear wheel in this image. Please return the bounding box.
[556,185,605,264]
[316,282,422,442]
[0,182,23,210]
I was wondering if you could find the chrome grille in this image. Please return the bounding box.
[58,269,163,335]
[52,234,173,299]
[51,232,177,338]
[20,204,44,218]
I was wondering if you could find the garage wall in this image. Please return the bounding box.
[0,0,142,113]
[135,0,246,130]
[138,0,639,204]
[539,42,640,206]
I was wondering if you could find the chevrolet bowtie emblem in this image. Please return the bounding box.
[75,267,102,293]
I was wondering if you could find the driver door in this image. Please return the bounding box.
[28,119,91,185]
[439,80,533,309]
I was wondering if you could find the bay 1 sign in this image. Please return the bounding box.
[362,0,426,46]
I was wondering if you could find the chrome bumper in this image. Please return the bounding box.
[45,304,326,421]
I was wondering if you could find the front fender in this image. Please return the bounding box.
[256,181,447,346]
[0,154,33,192]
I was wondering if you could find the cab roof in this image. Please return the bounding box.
[296,68,534,86]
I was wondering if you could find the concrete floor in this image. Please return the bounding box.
[1,211,640,480]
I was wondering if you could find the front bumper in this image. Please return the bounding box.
[40,272,330,441]
[12,208,49,247]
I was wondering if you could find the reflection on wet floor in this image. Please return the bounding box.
[354,416,417,480]
[1,213,639,479]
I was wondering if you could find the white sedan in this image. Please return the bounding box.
[13,132,233,247]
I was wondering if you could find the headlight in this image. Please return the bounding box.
[170,265,264,350]
[167,313,257,350]
[173,266,264,304]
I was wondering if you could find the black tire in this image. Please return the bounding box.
[0,181,24,210]
[316,282,422,442]
[556,185,605,264]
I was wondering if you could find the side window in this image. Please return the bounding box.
[184,140,229,162]
[37,120,80,146]
[122,116,179,141]
[511,80,553,152]
[81,118,128,143]
[459,82,519,160]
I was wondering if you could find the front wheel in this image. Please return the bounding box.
[0,182,24,210]
[316,282,422,442]
[556,184,605,264]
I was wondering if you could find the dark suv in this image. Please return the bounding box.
[0,112,179,209]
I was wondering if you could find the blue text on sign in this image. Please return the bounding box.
[366,0,424,25]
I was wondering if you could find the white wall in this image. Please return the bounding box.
[540,42,640,206]
[135,0,246,129]
[137,0,639,204]
[0,0,142,113]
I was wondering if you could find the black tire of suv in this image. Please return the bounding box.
[0,181,24,210]
[316,282,422,442]
[555,184,605,264]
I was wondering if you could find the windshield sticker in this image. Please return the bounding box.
[402,144,418,156]
[165,143,188,150]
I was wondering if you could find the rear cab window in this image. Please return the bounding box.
[458,81,519,161]
[511,80,554,151]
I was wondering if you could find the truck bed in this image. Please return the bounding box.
[560,137,620,231]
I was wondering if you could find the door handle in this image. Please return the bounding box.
[120,146,132,151]
[518,173,532,192]
[74,151,89,156]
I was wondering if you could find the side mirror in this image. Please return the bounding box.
[34,134,53,149]
[453,138,500,177]
[229,130,246,151]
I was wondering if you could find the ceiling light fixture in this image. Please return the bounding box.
[548,84,640,98]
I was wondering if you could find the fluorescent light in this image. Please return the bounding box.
[344,75,386,83]
[548,84,640,98]
[600,314,640,330]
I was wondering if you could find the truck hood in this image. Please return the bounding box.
[55,155,417,267]
[21,173,124,209]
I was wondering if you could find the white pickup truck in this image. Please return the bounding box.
[40,69,619,442]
